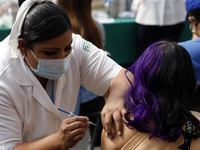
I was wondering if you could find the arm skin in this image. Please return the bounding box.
[101,116,138,150]
[102,68,133,139]
[13,116,89,150]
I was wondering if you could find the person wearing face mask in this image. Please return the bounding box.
[24,50,71,81]
[101,41,200,150]
[179,0,200,83]
[0,0,131,149]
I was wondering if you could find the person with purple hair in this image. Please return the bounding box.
[101,41,200,150]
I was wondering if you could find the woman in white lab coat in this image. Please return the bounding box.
[135,0,187,56]
[0,0,130,149]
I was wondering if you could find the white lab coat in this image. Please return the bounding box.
[135,0,187,26]
[0,34,122,149]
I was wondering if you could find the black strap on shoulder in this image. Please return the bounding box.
[178,119,193,150]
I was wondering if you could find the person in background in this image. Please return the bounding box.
[135,0,186,56]
[179,0,200,83]
[57,0,107,148]
[0,0,18,28]
[101,41,200,150]
[0,0,130,149]
[57,0,105,50]
[57,0,106,116]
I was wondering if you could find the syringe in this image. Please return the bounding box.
[57,108,102,129]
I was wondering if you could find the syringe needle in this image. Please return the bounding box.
[58,108,102,129]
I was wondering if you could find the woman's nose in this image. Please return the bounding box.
[57,51,71,59]
[57,52,66,59]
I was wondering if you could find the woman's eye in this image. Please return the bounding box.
[64,46,72,51]
[45,51,56,55]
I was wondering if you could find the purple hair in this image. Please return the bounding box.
[124,41,198,142]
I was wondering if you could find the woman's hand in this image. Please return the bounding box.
[57,116,89,149]
[12,116,89,150]
[101,98,126,139]
[101,68,133,139]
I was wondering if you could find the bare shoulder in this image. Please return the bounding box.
[101,122,138,150]
[191,111,200,120]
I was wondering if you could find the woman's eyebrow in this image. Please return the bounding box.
[42,47,60,51]
[66,40,73,47]
[41,40,73,50]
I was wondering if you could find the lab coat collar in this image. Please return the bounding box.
[11,53,67,116]
[10,50,33,86]
[31,72,67,115]
[32,83,59,115]
[54,73,67,106]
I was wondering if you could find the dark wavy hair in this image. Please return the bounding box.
[19,2,72,49]
[124,41,200,142]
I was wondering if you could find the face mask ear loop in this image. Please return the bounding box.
[24,54,38,70]
[24,55,32,68]
[29,50,39,62]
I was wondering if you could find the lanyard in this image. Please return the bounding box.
[179,119,193,150]
[50,81,54,104]
[184,119,193,150]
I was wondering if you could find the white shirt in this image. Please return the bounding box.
[0,33,122,149]
[135,0,187,26]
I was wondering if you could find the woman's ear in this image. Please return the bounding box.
[189,16,197,25]
[18,38,28,56]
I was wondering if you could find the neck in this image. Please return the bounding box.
[36,75,48,89]
[191,32,200,40]
[191,24,200,39]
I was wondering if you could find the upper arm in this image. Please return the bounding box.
[0,88,23,149]
[79,39,122,96]
[101,120,138,150]
[103,68,133,98]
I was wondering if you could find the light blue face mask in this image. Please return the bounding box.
[26,50,71,80]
